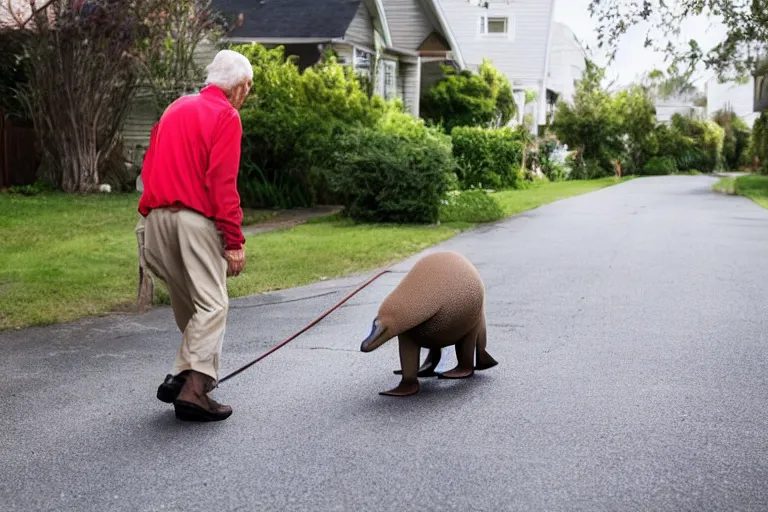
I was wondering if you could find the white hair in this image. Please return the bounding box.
[205,49,254,91]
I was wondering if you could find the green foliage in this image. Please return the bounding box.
[233,43,394,209]
[550,60,625,177]
[666,114,725,173]
[421,59,516,133]
[640,156,678,176]
[713,110,751,170]
[751,113,768,174]
[326,112,454,224]
[450,126,526,190]
[613,85,658,174]
[587,0,768,83]
[439,189,505,223]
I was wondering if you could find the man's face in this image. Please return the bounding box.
[230,79,253,110]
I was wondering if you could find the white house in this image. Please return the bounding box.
[705,76,759,126]
[433,0,558,129]
[546,21,587,107]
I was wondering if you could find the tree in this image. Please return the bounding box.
[713,109,752,170]
[1,1,148,192]
[133,0,226,117]
[587,0,768,82]
[550,60,625,177]
[0,0,230,193]
[420,59,516,133]
[613,85,658,173]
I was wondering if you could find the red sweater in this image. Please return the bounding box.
[138,85,246,251]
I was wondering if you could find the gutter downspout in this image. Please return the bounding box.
[538,0,557,133]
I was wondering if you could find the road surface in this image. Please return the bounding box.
[3,175,768,511]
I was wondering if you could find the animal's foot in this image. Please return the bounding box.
[393,368,439,378]
[475,351,499,371]
[379,380,420,397]
[437,366,474,379]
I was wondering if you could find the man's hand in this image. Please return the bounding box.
[224,249,245,277]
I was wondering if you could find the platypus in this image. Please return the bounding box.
[360,251,498,396]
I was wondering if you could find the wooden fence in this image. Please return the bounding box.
[0,110,39,189]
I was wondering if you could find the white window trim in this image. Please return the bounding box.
[478,14,515,41]
[381,59,397,100]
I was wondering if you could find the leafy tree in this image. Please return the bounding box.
[712,109,752,170]
[587,0,768,82]
[133,0,226,117]
[550,60,625,177]
[0,0,231,192]
[421,58,516,132]
[613,85,658,173]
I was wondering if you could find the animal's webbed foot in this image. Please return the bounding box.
[437,366,474,379]
[379,380,420,397]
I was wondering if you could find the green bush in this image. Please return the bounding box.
[641,156,678,176]
[451,126,525,190]
[327,113,454,224]
[233,43,395,209]
[421,59,516,133]
[439,189,505,223]
[659,114,725,173]
[713,110,751,171]
[751,113,768,174]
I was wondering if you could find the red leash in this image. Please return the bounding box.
[217,269,392,385]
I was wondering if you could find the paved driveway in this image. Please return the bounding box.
[3,176,768,511]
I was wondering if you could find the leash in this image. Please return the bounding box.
[217,269,392,385]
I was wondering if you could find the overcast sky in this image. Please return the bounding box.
[553,0,728,88]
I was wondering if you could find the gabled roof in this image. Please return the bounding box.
[212,0,363,39]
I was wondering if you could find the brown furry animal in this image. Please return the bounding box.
[360,251,498,396]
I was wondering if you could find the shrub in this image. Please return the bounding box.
[451,126,525,189]
[713,110,751,171]
[421,59,516,133]
[750,113,768,174]
[327,113,454,224]
[641,156,678,176]
[233,43,395,209]
[439,189,505,223]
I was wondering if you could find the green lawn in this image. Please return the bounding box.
[713,174,768,209]
[0,177,626,331]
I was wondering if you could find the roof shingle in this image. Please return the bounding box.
[212,0,363,40]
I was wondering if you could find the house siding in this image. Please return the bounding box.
[706,76,760,126]
[546,22,586,104]
[344,2,376,47]
[435,0,553,85]
[401,61,420,116]
[435,0,555,128]
[380,0,434,50]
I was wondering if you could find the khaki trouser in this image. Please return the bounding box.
[142,208,229,383]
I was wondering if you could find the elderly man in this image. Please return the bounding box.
[138,49,253,422]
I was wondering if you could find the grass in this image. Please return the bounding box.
[0,177,626,331]
[713,174,768,209]
[493,177,629,216]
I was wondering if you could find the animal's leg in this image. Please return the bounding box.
[380,334,421,397]
[474,318,498,371]
[438,326,477,380]
[393,347,441,378]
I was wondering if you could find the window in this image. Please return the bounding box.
[479,15,513,38]
[353,48,372,71]
[382,60,397,100]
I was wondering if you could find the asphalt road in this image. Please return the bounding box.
[3,175,768,511]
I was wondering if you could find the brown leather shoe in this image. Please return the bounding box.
[173,370,232,422]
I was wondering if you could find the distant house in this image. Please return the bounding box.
[655,91,706,124]
[431,0,558,130]
[210,0,466,118]
[706,76,759,126]
[546,22,587,111]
